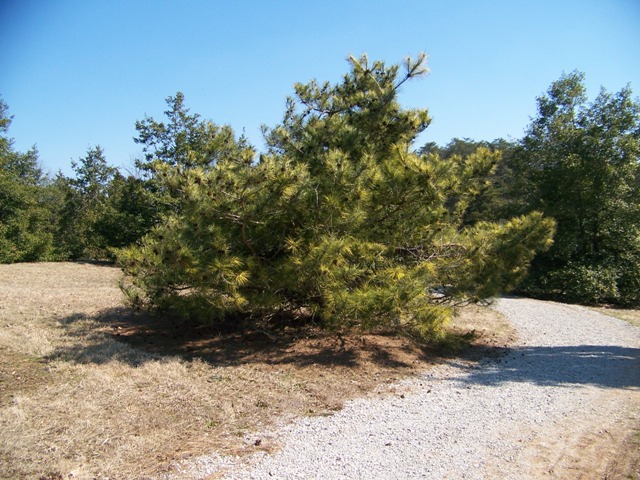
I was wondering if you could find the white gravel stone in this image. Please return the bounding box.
[175,297,640,479]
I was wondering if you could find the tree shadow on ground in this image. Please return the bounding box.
[46,306,640,390]
[458,344,640,389]
[47,306,445,370]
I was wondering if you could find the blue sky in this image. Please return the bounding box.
[1,0,639,177]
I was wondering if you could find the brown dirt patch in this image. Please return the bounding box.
[0,350,50,403]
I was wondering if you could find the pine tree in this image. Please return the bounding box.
[56,146,119,259]
[118,55,554,340]
[0,98,57,262]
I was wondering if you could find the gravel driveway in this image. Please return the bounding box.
[180,297,640,479]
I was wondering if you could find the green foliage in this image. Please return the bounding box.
[617,253,640,306]
[0,98,57,263]
[527,263,619,304]
[134,92,255,173]
[56,147,158,260]
[119,55,554,340]
[93,173,159,250]
[422,137,523,224]
[133,92,256,219]
[516,72,640,305]
[56,146,118,259]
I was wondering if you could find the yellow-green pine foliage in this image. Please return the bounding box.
[119,55,555,340]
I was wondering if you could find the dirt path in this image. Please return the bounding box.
[487,298,640,478]
[182,297,640,479]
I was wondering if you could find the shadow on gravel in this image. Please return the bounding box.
[460,345,640,389]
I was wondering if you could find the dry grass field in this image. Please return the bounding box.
[0,262,515,479]
[591,305,640,328]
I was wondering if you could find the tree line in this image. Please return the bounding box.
[1,56,639,339]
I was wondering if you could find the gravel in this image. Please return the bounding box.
[177,297,640,479]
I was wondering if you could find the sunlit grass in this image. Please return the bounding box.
[0,262,511,479]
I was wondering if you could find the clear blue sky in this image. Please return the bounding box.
[1,0,639,177]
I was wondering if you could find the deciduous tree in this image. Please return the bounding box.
[516,72,640,304]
